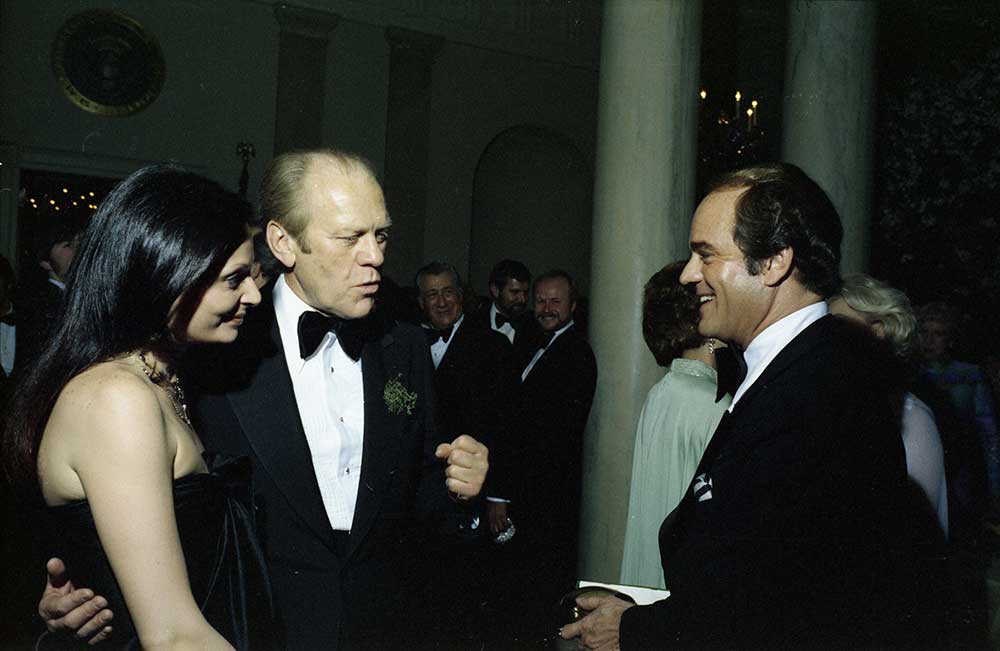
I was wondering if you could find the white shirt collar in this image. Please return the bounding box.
[422,313,464,338]
[548,318,575,345]
[48,278,66,291]
[729,301,828,411]
[273,274,344,374]
[426,314,464,369]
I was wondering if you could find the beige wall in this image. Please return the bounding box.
[0,0,598,287]
[0,0,279,184]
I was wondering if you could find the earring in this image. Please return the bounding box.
[708,338,716,354]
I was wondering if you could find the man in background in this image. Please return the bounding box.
[469,259,533,345]
[490,269,597,645]
[15,220,81,369]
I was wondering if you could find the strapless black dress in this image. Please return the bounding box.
[42,454,276,650]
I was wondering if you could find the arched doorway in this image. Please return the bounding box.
[469,126,593,297]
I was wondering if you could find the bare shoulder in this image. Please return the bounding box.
[41,359,172,502]
[47,359,167,450]
[57,359,160,418]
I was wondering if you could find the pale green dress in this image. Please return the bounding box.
[619,358,731,589]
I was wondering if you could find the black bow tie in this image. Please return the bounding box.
[715,345,748,403]
[297,311,365,361]
[0,312,14,326]
[425,326,453,345]
[538,330,555,350]
[494,312,510,329]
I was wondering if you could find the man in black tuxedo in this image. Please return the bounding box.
[416,260,514,457]
[14,220,81,371]
[468,259,535,346]
[562,163,932,649]
[490,269,597,643]
[38,150,489,650]
[415,261,515,640]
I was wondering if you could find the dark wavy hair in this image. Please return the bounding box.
[488,259,531,292]
[643,261,702,367]
[2,165,252,485]
[709,162,842,298]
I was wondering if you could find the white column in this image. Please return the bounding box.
[580,0,701,582]
[782,0,877,273]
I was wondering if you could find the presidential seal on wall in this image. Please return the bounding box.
[51,10,165,117]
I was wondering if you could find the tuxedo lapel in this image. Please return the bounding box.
[732,315,832,416]
[437,320,471,375]
[521,324,573,386]
[348,330,397,557]
[226,310,336,548]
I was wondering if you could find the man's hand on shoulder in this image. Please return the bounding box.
[559,594,632,650]
[39,558,114,645]
[435,434,488,499]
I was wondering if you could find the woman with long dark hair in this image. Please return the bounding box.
[3,165,271,649]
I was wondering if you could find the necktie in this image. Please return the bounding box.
[425,326,453,345]
[297,311,365,361]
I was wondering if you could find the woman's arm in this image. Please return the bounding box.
[53,368,233,651]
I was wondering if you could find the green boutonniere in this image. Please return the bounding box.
[383,374,417,416]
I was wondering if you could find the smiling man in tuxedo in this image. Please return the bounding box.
[469,259,534,345]
[562,163,933,649]
[38,150,489,650]
[488,269,597,644]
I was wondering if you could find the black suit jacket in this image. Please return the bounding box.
[432,318,515,453]
[190,292,456,650]
[466,302,537,348]
[494,322,597,520]
[619,315,935,649]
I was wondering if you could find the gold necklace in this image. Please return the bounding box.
[136,351,191,427]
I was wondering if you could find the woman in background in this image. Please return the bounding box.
[620,261,731,588]
[829,273,948,537]
[3,165,271,649]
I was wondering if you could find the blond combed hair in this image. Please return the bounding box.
[258,149,377,253]
[837,273,918,359]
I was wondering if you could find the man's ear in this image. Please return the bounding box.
[762,246,794,287]
[39,260,53,273]
[266,220,297,269]
[488,282,499,300]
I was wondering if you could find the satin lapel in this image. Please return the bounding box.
[438,320,471,374]
[226,308,336,547]
[731,315,832,417]
[348,330,396,556]
[520,325,568,387]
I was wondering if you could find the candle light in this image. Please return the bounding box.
[747,108,754,129]
[751,100,759,128]
[734,91,742,118]
[699,89,707,101]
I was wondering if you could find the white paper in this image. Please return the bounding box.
[576,580,670,606]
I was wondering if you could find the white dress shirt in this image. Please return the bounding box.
[273,275,365,531]
[730,302,828,411]
[427,314,463,369]
[490,303,516,343]
[521,319,574,382]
